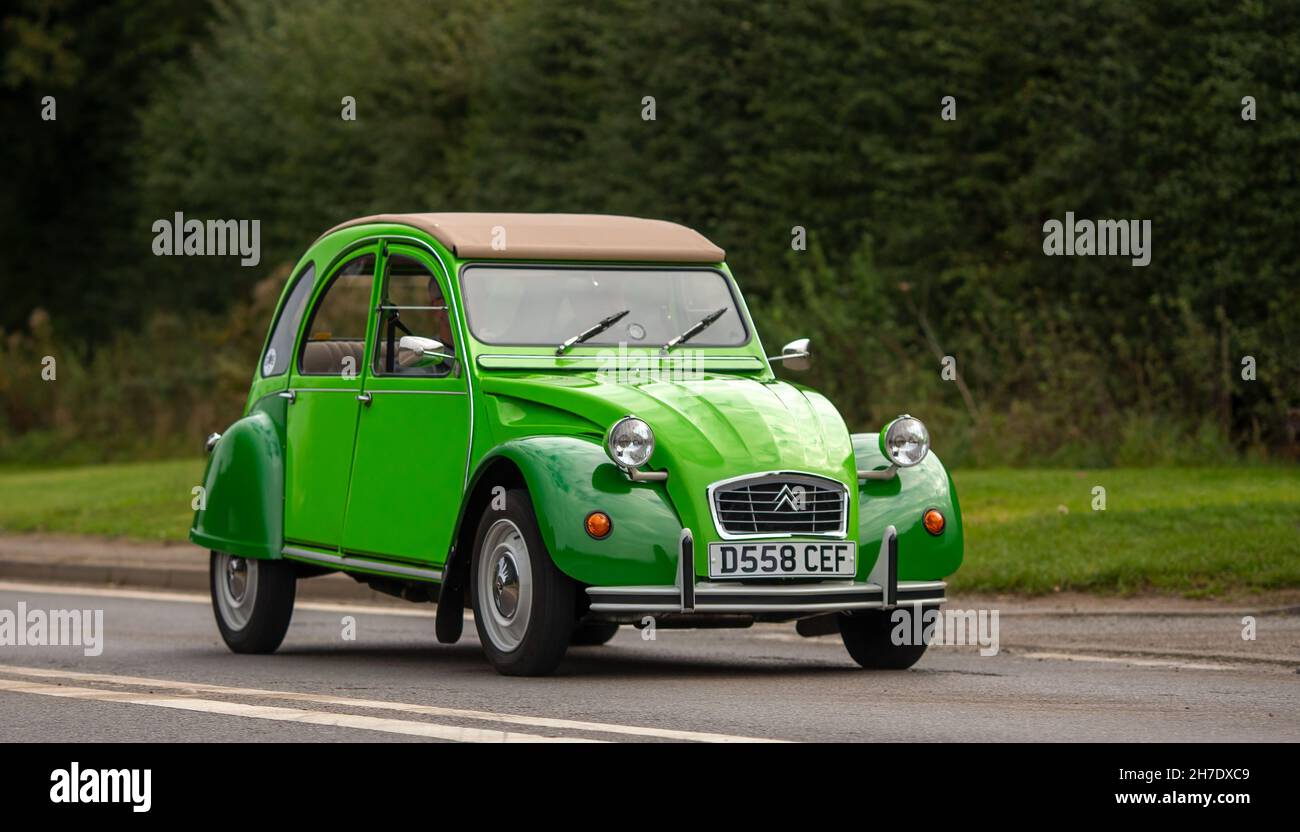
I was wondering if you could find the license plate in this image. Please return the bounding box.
[707,540,856,579]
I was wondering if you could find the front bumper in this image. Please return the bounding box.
[585,525,946,615]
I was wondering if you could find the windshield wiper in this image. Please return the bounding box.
[661,307,728,353]
[556,309,630,355]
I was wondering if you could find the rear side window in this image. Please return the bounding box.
[298,254,376,376]
[261,264,315,377]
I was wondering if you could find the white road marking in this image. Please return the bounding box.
[1019,651,1232,671]
[0,664,783,742]
[0,582,784,741]
[0,677,592,743]
[0,579,435,617]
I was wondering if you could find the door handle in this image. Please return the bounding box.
[277,390,296,404]
[357,392,373,406]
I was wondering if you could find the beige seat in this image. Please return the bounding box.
[301,340,366,375]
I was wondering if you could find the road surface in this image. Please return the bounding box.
[0,581,1295,742]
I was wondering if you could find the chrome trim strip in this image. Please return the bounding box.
[706,470,850,541]
[585,579,945,614]
[589,603,683,613]
[692,600,882,613]
[867,525,898,606]
[584,581,945,597]
[892,580,946,591]
[585,586,678,597]
[693,579,868,595]
[476,354,764,368]
[679,529,695,613]
[282,545,443,582]
[367,389,467,396]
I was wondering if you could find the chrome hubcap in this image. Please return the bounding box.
[214,552,257,630]
[478,519,533,652]
[226,557,249,602]
[493,553,520,618]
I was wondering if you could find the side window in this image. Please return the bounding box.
[373,253,458,377]
[298,253,375,377]
[260,264,315,377]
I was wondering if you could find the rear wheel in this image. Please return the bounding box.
[839,607,932,670]
[470,489,576,676]
[570,620,619,646]
[210,551,296,654]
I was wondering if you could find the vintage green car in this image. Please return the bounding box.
[192,213,962,675]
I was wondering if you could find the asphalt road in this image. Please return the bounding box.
[0,581,1296,742]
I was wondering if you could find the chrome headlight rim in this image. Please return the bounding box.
[605,415,655,470]
[880,414,930,468]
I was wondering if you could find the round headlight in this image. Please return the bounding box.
[881,415,930,467]
[606,416,655,469]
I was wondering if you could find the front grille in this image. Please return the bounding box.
[710,473,847,537]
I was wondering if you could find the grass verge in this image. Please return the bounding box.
[0,461,1295,596]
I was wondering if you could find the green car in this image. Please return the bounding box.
[192,213,962,676]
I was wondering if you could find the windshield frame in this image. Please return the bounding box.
[456,263,752,350]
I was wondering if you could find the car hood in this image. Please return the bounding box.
[479,371,856,487]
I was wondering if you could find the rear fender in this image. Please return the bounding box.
[189,396,287,559]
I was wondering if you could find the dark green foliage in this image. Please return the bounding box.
[1,0,1296,464]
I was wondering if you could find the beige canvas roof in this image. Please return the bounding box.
[317,212,725,262]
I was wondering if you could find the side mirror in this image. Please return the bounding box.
[768,337,811,371]
[397,335,453,368]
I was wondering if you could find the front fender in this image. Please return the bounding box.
[482,436,683,586]
[190,399,286,559]
[852,433,963,581]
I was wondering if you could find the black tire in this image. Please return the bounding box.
[839,607,932,670]
[470,488,576,676]
[570,620,620,646]
[210,551,297,654]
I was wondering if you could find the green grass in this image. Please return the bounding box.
[0,458,205,541]
[0,460,1296,596]
[950,467,1300,597]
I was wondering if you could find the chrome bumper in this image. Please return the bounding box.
[585,526,947,615]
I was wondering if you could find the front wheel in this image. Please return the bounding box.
[470,488,576,676]
[839,607,932,670]
[210,551,296,654]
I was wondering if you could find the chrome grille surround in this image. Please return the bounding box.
[707,471,849,540]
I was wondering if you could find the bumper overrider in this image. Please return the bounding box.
[585,526,946,615]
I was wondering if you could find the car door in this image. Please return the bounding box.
[283,249,379,550]
[340,243,470,565]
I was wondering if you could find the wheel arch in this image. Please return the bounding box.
[453,437,682,586]
[448,454,528,588]
[190,398,287,560]
[435,453,527,643]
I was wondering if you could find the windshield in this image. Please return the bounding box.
[459,266,749,348]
